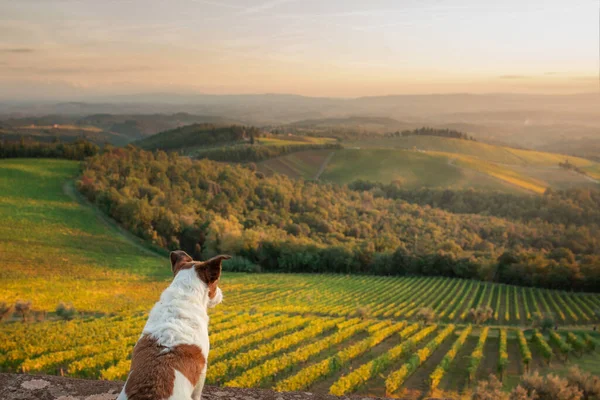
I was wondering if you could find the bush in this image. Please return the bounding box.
[470,306,493,325]
[472,374,506,400]
[533,312,555,332]
[415,307,436,325]
[519,371,583,400]
[56,302,77,320]
[14,300,32,323]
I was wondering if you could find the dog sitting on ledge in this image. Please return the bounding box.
[117,251,230,400]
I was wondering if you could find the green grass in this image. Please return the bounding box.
[318,148,524,192]
[350,136,599,167]
[0,159,167,313]
[321,136,600,192]
[257,136,336,146]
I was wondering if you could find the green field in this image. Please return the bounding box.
[321,148,529,192]
[1,159,599,398]
[260,136,600,193]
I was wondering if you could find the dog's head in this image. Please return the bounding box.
[169,250,230,308]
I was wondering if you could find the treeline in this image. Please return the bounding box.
[348,181,600,227]
[136,124,262,151]
[192,143,342,163]
[77,147,600,291]
[387,127,476,141]
[0,138,99,160]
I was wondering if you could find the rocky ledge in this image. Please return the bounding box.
[0,373,392,400]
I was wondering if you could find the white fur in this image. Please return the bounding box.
[118,267,222,400]
[142,267,217,356]
[168,370,195,400]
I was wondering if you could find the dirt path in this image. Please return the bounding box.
[439,335,478,395]
[504,338,522,384]
[62,180,163,258]
[477,332,499,381]
[314,151,335,180]
[401,331,458,398]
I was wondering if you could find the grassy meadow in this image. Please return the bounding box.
[258,136,600,193]
[1,159,599,399]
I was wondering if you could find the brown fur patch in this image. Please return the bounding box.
[124,335,205,400]
[169,251,231,298]
[170,250,193,275]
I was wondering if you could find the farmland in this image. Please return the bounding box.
[259,136,600,193]
[1,158,599,398]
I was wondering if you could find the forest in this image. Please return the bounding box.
[136,123,262,150]
[0,138,99,160]
[348,181,600,227]
[388,127,476,141]
[77,146,600,292]
[191,142,341,163]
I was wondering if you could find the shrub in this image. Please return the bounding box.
[519,371,583,400]
[415,307,436,325]
[566,366,600,399]
[532,312,555,332]
[470,306,493,325]
[472,374,506,400]
[56,302,77,320]
[14,300,32,323]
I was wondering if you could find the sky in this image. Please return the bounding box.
[0,0,599,99]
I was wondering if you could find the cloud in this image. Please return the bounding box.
[498,75,530,80]
[0,48,35,53]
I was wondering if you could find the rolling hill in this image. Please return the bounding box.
[0,113,240,146]
[259,136,600,193]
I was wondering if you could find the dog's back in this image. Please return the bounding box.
[118,252,229,400]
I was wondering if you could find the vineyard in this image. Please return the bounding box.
[2,308,600,398]
[1,159,600,398]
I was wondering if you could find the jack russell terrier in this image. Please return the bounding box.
[117,251,230,400]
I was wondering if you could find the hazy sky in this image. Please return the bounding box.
[0,0,598,99]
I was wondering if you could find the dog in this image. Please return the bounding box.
[117,251,230,400]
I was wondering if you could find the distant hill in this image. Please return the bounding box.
[2,93,599,150]
[289,116,409,133]
[538,137,600,162]
[0,113,240,145]
[135,124,260,151]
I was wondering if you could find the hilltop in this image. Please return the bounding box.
[135,123,261,151]
[260,135,600,193]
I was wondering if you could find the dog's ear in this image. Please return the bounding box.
[199,255,231,283]
[170,250,193,273]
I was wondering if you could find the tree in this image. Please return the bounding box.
[533,312,556,333]
[14,300,31,323]
[472,374,507,400]
[415,307,436,325]
[470,306,494,325]
[56,302,77,320]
